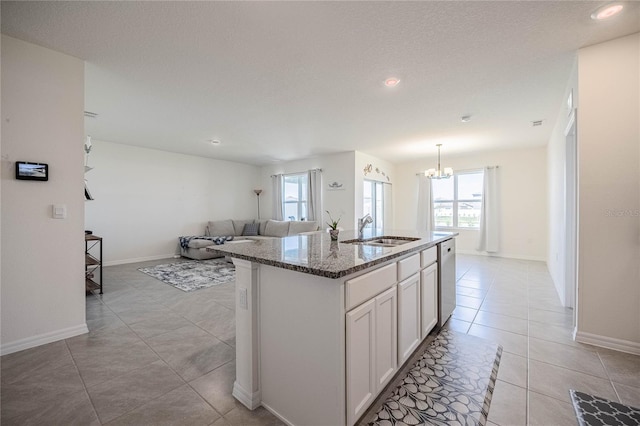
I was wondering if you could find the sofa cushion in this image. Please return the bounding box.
[233,219,255,236]
[244,235,275,240]
[263,220,290,237]
[257,219,269,235]
[208,219,235,236]
[288,221,318,235]
[242,222,259,236]
[188,239,216,249]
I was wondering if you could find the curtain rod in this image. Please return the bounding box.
[271,168,322,178]
[415,166,498,176]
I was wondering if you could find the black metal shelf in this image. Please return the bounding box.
[85,235,103,294]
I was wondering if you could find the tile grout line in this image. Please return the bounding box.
[86,275,214,423]
[123,264,240,415]
[87,269,234,424]
[63,338,103,425]
[595,351,622,403]
[97,266,236,349]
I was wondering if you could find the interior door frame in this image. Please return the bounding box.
[564,109,578,318]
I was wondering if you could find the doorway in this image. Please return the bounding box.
[363,180,392,231]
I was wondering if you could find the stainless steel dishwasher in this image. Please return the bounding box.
[438,238,456,328]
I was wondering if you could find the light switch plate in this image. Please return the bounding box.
[53,204,67,219]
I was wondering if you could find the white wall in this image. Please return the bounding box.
[575,33,640,350]
[1,36,86,354]
[395,147,548,261]
[85,140,260,265]
[259,152,356,230]
[547,60,578,305]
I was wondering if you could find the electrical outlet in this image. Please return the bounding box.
[239,288,248,310]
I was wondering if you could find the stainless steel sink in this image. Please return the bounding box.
[343,237,420,247]
[432,232,452,238]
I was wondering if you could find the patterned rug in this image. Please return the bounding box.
[571,389,640,426]
[368,329,502,425]
[138,259,235,292]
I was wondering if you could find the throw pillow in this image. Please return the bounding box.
[233,219,255,236]
[242,222,259,236]
[263,220,290,237]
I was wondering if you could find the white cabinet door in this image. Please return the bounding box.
[346,298,376,426]
[421,262,438,339]
[398,273,421,365]
[375,286,397,391]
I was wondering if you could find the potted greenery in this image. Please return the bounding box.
[326,210,341,241]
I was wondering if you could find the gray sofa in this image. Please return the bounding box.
[180,219,320,260]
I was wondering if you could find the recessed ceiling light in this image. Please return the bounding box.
[591,3,624,20]
[209,139,221,145]
[384,78,400,87]
[461,115,471,123]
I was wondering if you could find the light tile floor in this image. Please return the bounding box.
[449,255,640,426]
[1,255,639,425]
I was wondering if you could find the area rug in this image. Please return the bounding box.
[367,329,502,425]
[570,389,640,426]
[138,259,235,292]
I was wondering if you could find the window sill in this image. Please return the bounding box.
[435,227,480,232]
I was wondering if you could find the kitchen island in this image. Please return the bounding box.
[208,229,456,426]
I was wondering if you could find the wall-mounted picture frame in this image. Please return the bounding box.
[15,161,48,181]
[327,181,345,191]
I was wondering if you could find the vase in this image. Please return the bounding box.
[329,229,339,241]
[328,240,340,258]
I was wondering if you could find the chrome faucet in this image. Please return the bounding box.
[358,214,373,240]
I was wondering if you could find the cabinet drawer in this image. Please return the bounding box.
[346,263,397,311]
[421,246,437,268]
[397,253,420,282]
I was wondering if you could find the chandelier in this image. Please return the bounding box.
[425,144,453,179]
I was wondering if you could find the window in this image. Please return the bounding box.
[363,180,384,230]
[432,170,483,229]
[283,173,308,221]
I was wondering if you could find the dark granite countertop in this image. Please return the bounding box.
[206,229,457,279]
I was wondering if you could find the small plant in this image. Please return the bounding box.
[326,210,341,230]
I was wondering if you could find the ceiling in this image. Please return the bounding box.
[2,1,639,165]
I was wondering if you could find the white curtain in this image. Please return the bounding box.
[272,174,284,221]
[416,175,433,233]
[306,169,322,222]
[477,166,499,252]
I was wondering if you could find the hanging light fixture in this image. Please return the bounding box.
[425,144,453,179]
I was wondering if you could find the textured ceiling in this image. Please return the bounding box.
[2,1,639,165]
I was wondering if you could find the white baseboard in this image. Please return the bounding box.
[1,324,89,356]
[574,330,640,355]
[261,402,295,426]
[103,254,177,267]
[456,249,546,262]
[232,381,262,410]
